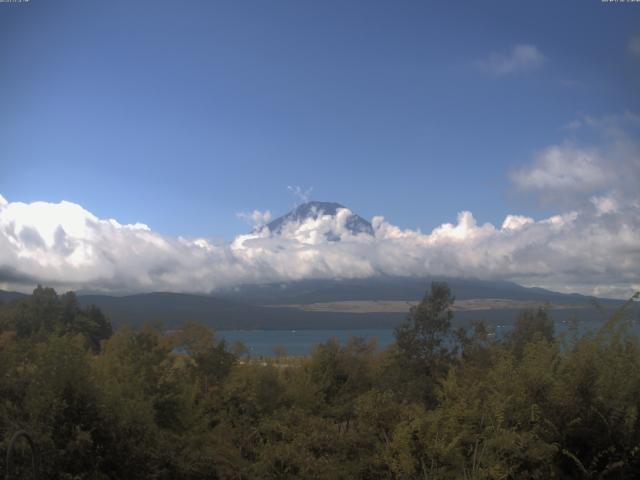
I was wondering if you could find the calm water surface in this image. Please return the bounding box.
[219,318,639,357]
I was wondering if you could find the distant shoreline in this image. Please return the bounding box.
[263,298,589,314]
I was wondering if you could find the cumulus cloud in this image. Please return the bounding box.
[511,113,640,208]
[477,44,545,75]
[501,215,534,231]
[0,192,638,298]
[510,144,613,194]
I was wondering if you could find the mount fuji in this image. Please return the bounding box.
[264,201,374,239]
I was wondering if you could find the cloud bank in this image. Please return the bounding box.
[0,195,637,298]
[1,115,638,299]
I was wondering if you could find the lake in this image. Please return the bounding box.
[218,317,638,357]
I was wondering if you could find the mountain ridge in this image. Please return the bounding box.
[264,201,374,238]
[1,276,632,330]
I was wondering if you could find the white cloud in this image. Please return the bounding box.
[0,192,638,299]
[510,144,613,194]
[511,113,640,209]
[590,194,618,215]
[502,215,534,231]
[1,115,638,299]
[477,44,545,76]
[237,209,272,226]
[629,36,640,58]
[287,185,313,205]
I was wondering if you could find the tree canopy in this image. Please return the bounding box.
[1,284,639,479]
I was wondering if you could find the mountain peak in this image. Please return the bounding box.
[265,201,374,238]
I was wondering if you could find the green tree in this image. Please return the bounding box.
[178,321,236,393]
[507,307,554,358]
[0,286,112,352]
[391,282,457,405]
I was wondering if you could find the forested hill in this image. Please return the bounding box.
[0,277,631,330]
[0,289,28,303]
[212,276,620,305]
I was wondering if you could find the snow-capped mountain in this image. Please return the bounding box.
[265,201,374,239]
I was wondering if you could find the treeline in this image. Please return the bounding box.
[0,284,639,479]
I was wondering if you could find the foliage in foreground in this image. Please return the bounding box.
[0,284,639,479]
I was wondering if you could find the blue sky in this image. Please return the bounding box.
[1,0,639,240]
